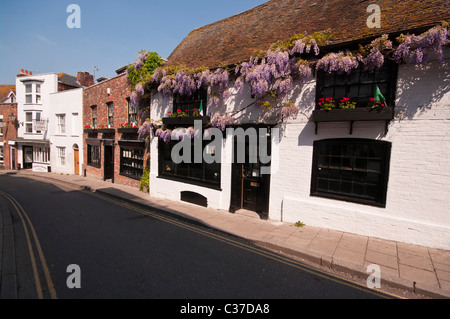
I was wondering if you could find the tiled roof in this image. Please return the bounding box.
[58,73,81,88]
[0,85,15,103]
[167,0,450,69]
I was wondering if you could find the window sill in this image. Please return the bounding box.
[98,129,115,134]
[87,163,101,169]
[312,107,394,134]
[118,127,139,134]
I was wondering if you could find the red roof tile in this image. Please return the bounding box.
[167,0,450,69]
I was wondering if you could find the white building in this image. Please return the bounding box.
[144,1,450,249]
[49,88,84,175]
[13,69,92,173]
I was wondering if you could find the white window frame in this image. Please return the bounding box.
[33,146,50,164]
[25,112,33,133]
[57,147,66,166]
[23,81,43,105]
[0,115,3,136]
[56,114,66,135]
[35,84,41,104]
[25,84,33,103]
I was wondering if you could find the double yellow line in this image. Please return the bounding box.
[0,190,57,299]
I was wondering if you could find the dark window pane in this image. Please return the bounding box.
[311,139,391,207]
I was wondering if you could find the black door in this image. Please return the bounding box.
[23,146,33,169]
[230,127,271,219]
[104,144,114,182]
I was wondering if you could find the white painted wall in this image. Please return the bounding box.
[49,88,84,175]
[16,73,58,141]
[149,48,450,249]
[269,50,450,250]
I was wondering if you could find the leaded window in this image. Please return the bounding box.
[311,139,391,207]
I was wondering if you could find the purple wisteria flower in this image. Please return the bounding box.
[138,121,152,138]
[130,91,139,106]
[316,51,359,75]
[394,26,449,64]
[211,112,235,131]
[134,51,149,69]
[135,83,144,96]
[359,34,393,72]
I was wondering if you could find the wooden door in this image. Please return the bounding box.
[74,149,79,175]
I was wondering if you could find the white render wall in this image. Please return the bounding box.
[49,88,84,175]
[149,49,450,250]
[270,51,450,250]
[16,73,58,141]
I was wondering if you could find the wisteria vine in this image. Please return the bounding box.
[130,24,449,140]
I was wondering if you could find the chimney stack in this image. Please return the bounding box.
[77,71,95,87]
[17,69,28,77]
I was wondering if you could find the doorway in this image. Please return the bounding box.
[23,146,33,169]
[229,126,271,219]
[73,144,79,175]
[104,142,114,182]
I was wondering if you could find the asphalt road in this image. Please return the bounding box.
[0,174,396,304]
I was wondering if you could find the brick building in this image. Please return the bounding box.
[83,69,148,188]
[0,85,18,169]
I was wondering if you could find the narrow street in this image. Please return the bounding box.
[0,174,395,303]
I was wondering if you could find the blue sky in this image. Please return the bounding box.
[0,0,267,84]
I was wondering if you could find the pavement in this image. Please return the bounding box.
[1,169,450,299]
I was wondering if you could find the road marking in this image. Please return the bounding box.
[89,191,402,299]
[0,191,58,299]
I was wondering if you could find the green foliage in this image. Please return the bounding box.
[139,161,150,192]
[295,221,305,228]
[270,30,332,52]
[127,50,166,87]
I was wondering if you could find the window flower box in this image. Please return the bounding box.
[118,127,139,134]
[312,107,394,134]
[84,128,98,134]
[162,116,210,126]
[97,128,115,134]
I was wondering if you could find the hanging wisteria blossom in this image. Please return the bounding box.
[135,83,144,96]
[358,34,393,72]
[138,121,152,138]
[211,112,235,131]
[394,25,449,64]
[316,51,360,75]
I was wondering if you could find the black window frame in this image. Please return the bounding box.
[158,136,221,189]
[173,89,207,117]
[87,142,101,168]
[119,143,145,180]
[316,60,398,108]
[310,138,391,207]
